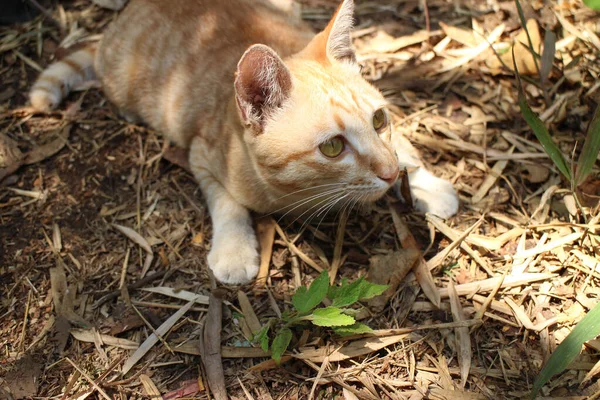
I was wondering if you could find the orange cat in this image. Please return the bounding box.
[30,0,459,283]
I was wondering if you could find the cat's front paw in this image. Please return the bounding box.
[406,168,459,219]
[208,232,259,284]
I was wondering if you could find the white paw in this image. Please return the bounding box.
[208,231,259,284]
[404,168,459,219]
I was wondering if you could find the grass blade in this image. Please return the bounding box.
[531,302,600,398]
[514,0,540,75]
[517,95,572,182]
[540,30,556,83]
[575,104,600,186]
[512,46,572,182]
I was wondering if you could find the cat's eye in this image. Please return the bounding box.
[319,137,345,158]
[372,108,388,132]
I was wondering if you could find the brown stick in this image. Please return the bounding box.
[201,289,228,400]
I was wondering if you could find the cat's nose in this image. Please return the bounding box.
[377,165,400,184]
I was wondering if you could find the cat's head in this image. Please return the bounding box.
[234,0,399,214]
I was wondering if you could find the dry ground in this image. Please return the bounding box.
[1,0,599,399]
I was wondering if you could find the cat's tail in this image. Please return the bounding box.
[29,44,97,112]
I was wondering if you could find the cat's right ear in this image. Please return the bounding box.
[234,44,292,132]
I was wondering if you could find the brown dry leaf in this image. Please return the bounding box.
[140,374,163,400]
[522,164,550,183]
[487,18,541,75]
[429,388,487,399]
[440,22,479,47]
[364,30,430,53]
[438,273,553,297]
[113,224,152,254]
[390,203,440,307]
[237,290,261,333]
[70,328,139,350]
[49,263,89,327]
[448,280,472,388]
[141,286,210,305]
[24,124,71,165]
[122,297,197,375]
[294,334,413,363]
[367,249,420,312]
[0,133,23,182]
[2,355,42,399]
[254,216,277,286]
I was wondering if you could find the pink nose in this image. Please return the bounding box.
[377,165,400,184]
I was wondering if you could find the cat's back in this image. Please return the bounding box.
[97,0,313,147]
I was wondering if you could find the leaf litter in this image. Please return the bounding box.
[1,0,599,399]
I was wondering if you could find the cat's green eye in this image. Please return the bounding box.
[372,108,388,132]
[319,137,345,158]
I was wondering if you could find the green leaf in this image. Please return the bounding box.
[252,324,271,352]
[311,307,355,327]
[333,322,373,337]
[540,30,556,83]
[292,271,330,313]
[512,45,572,183]
[330,277,364,307]
[271,328,292,364]
[329,277,388,307]
[517,95,572,182]
[357,280,388,301]
[583,0,600,10]
[575,104,600,186]
[531,302,600,398]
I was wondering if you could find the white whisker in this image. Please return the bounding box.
[274,187,345,220]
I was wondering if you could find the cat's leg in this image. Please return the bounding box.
[91,0,127,11]
[189,139,259,284]
[391,133,459,219]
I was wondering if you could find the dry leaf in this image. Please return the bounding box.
[367,249,420,312]
[448,280,472,388]
[113,224,153,253]
[122,297,197,375]
[70,328,139,350]
[487,19,541,75]
[254,216,276,286]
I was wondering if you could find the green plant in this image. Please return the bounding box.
[253,271,387,363]
[583,0,600,10]
[513,0,600,196]
[512,2,600,397]
[531,302,600,398]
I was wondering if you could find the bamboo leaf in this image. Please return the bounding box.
[531,302,600,398]
[575,104,600,186]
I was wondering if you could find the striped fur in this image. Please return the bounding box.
[29,45,96,112]
[30,0,458,283]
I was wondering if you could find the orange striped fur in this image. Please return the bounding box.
[29,0,458,283]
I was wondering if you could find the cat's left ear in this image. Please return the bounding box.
[234,44,292,132]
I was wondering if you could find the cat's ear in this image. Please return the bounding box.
[324,0,355,62]
[303,0,355,63]
[234,44,292,131]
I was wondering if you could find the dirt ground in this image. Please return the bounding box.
[1,0,599,399]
